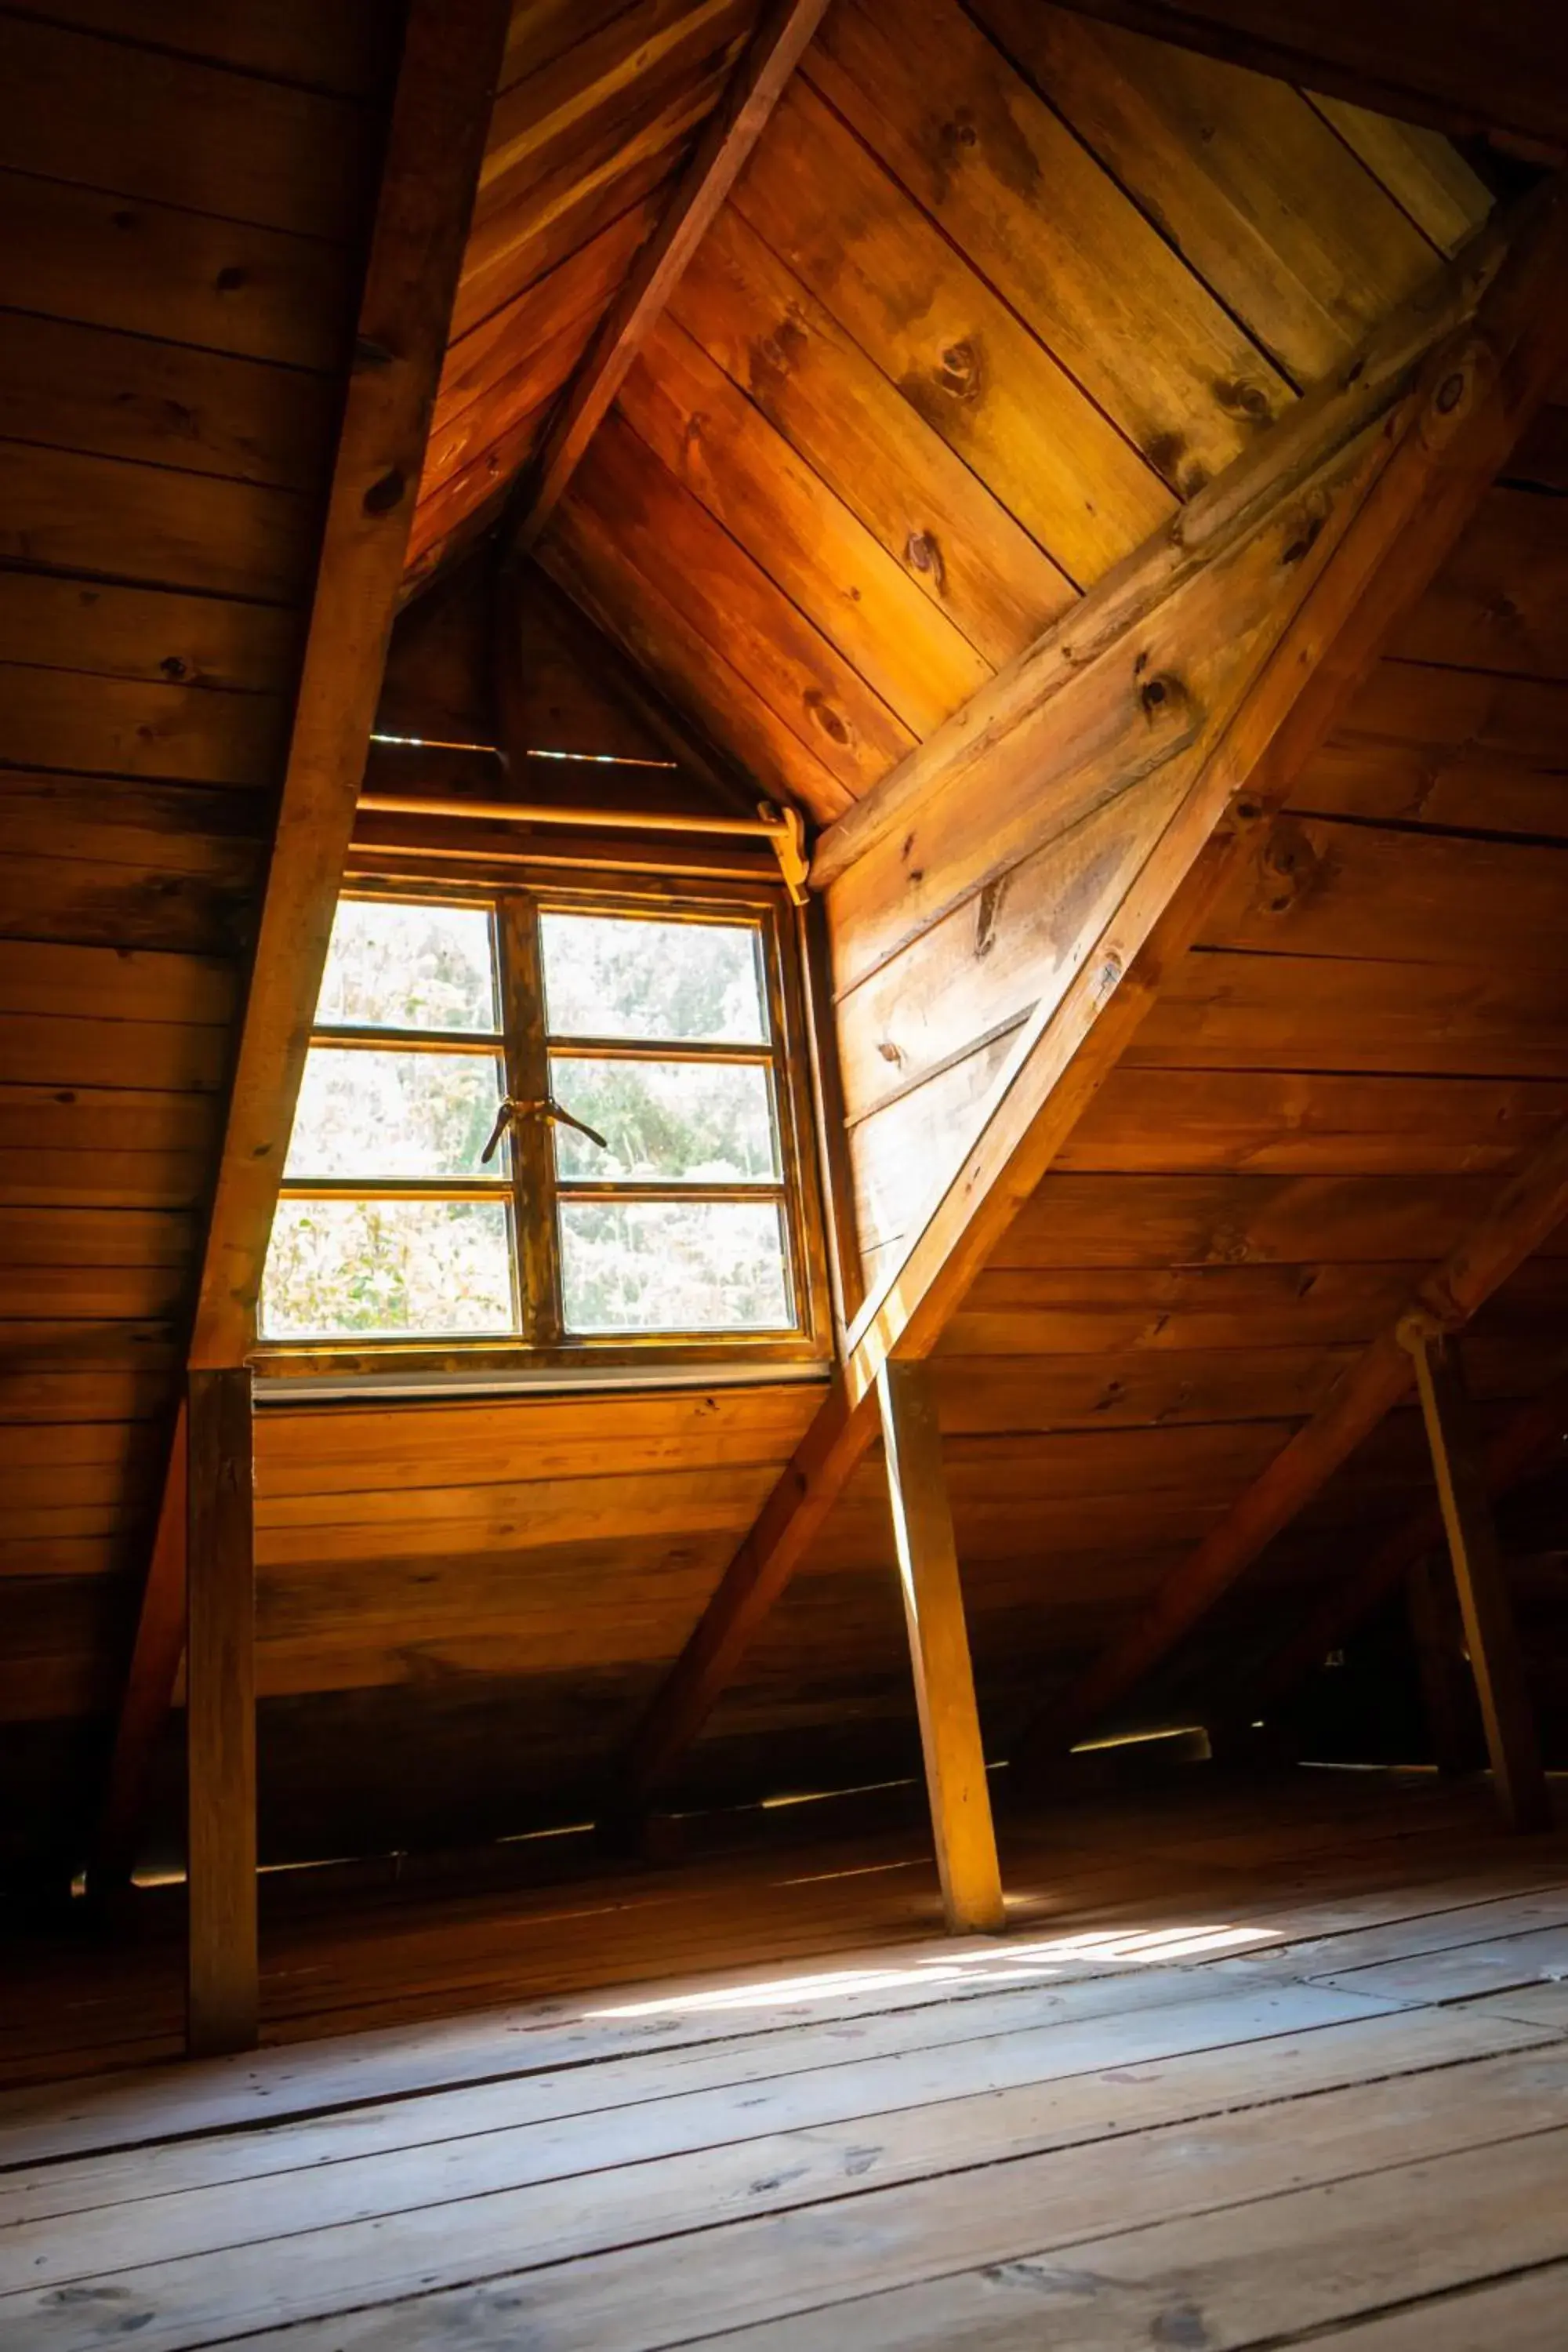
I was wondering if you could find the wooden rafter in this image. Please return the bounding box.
[90,0,514,1878]
[1022,1121,1568,1769]
[614,184,1568,1813]
[502,0,832,561]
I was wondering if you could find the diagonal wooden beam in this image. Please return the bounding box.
[90,0,514,1881]
[1248,1361,1568,1718]
[503,0,832,560]
[1020,1123,1568,1769]
[615,185,1568,1813]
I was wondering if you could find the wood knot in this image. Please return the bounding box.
[1280,506,1326,567]
[936,340,981,401]
[905,530,946,593]
[213,264,246,292]
[804,689,849,746]
[1139,672,1183,720]
[362,468,406,517]
[975,877,1004,957]
[1216,378,1273,424]
[159,655,187,680]
[1257,818,1321,915]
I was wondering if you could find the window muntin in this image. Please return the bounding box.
[260,883,816,1356]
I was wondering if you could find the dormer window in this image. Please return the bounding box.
[258,874,829,1370]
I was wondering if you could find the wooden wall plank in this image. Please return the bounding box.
[0,441,316,604]
[0,669,290,789]
[0,16,370,235]
[811,0,1291,488]
[0,310,337,490]
[0,575,301,698]
[554,411,906,802]
[185,1367,256,2055]
[670,204,1075,667]
[971,1,1443,384]
[1131,950,1568,1080]
[731,77,1173,586]
[618,314,993,735]
[0,169,356,372]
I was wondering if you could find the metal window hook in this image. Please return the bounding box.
[482,1095,608,1166]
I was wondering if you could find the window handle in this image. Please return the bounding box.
[481,1095,608,1165]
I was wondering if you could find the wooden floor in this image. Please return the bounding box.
[2,1769,1567,2347]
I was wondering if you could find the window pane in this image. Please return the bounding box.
[550,1058,779,1182]
[559,1199,790,1332]
[260,1199,516,1338]
[317,900,498,1033]
[541,913,766,1044]
[285,1048,506,1178]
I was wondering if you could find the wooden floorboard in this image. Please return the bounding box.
[1,1773,1566,2347]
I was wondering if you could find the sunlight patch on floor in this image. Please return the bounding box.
[584,1923,1281,2017]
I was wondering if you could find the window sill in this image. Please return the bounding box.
[249,1343,834,1406]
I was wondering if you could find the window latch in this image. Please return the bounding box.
[481,1095,608,1164]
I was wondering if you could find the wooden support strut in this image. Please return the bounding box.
[1400,1328,1552,1832]
[90,0,514,1878]
[1405,1550,1481,1780]
[186,1367,257,2058]
[1023,1118,1568,1772]
[1248,1363,1568,1718]
[503,0,833,557]
[612,184,1568,1816]
[877,1361,1005,1933]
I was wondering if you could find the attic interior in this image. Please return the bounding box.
[4,0,1568,2340]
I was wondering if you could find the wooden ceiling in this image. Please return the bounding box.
[407,0,765,590]
[3,0,1566,1889]
[416,0,1495,828]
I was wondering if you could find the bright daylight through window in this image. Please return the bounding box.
[259,888,817,1355]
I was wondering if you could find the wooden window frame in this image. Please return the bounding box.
[255,860,833,1381]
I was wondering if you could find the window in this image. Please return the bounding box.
[259,880,828,1366]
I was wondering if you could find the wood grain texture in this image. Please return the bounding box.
[185,1366,256,2057]
[876,1359,1004,1932]
[1407,1332,1552,1831]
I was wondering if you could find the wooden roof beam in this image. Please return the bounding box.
[614,185,1568,1813]
[502,0,832,561]
[91,0,514,1881]
[1019,1123,1568,1771]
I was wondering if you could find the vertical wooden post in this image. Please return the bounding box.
[1402,1325,1551,1832]
[877,1360,1005,1933]
[1406,1551,1479,1777]
[186,1366,258,2056]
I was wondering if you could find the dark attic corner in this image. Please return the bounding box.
[3,0,1568,2341]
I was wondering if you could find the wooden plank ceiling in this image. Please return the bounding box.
[5,0,1566,1880]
